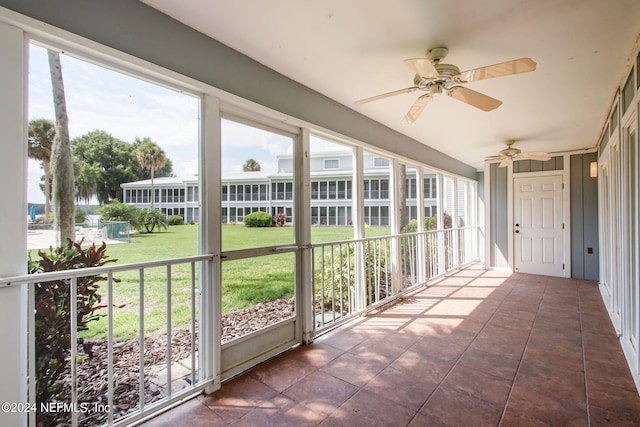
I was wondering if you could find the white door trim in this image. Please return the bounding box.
[511,170,569,277]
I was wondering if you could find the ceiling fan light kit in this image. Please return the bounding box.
[356,46,537,123]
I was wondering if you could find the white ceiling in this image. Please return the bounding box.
[143,0,640,170]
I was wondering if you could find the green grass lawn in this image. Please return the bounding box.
[74,224,389,339]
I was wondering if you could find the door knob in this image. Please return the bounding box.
[515,230,520,233]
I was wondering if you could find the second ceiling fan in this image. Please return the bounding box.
[356,47,536,123]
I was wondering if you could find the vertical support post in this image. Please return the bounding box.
[0,22,28,427]
[452,177,459,268]
[389,159,402,293]
[416,168,426,284]
[200,94,222,394]
[352,147,366,311]
[296,128,314,344]
[437,173,446,275]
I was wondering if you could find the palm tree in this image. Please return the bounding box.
[48,50,75,243]
[242,158,261,172]
[28,118,55,223]
[135,137,166,209]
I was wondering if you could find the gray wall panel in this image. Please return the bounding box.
[0,0,476,179]
[570,153,599,280]
[489,163,509,268]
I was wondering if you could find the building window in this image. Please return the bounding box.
[311,181,319,199]
[373,157,389,167]
[324,159,339,169]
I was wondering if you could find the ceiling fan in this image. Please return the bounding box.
[486,140,551,167]
[355,47,536,123]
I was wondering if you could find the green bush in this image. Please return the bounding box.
[168,214,184,226]
[29,240,116,424]
[136,208,168,233]
[401,217,437,233]
[244,211,272,227]
[97,199,141,230]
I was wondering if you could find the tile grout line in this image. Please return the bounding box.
[496,276,548,427]
[407,274,528,426]
[577,281,591,427]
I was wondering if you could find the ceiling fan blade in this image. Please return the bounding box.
[485,155,504,161]
[404,58,438,78]
[518,152,552,161]
[448,86,502,111]
[355,87,418,105]
[402,94,431,124]
[499,158,510,168]
[457,58,536,83]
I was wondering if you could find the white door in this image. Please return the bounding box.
[513,175,564,276]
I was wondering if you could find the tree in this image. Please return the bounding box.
[28,119,55,223]
[48,50,75,243]
[134,137,166,208]
[242,158,261,172]
[72,130,139,204]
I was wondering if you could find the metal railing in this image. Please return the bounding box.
[0,254,214,427]
[312,227,479,332]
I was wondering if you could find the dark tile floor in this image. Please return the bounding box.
[143,267,640,426]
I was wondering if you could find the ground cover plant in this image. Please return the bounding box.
[71,224,390,339]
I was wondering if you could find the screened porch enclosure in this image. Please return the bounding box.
[2,2,640,426]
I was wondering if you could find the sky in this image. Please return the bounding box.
[28,43,348,204]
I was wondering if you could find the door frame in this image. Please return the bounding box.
[508,165,571,277]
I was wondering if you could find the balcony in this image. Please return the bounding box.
[143,266,640,426]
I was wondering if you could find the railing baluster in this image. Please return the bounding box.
[139,268,145,413]
[346,243,352,314]
[107,272,114,425]
[330,244,335,322]
[166,265,172,397]
[70,277,78,427]
[338,243,344,318]
[190,261,196,387]
[320,246,325,328]
[28,281,36,427]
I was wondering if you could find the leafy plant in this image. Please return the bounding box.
[244,211,272,227]
[137,208,168,233]
[29,240,116,421]
[97,199,140,229]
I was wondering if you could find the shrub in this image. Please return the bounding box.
[97,199,141,230]
[400,217,437,234]
[244,211,272,227]
[29,240,116,423]
[136,208,168,233]
[75,209,87,224]
[168,214,184,226]
[273,212,287,227]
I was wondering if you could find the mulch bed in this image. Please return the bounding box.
[44,298,294,426]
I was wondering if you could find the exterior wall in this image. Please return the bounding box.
[122,158,439,226]
[489,163,509,268]
[570,153,599,280]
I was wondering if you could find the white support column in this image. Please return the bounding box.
[296,128,314,344]
[0,21,28,427]
[436,173,446,275]
[452,177,459,267]
[416,168,426,283]
[200,94,222,394]
[352,147,366,311]
[389,160,402,293]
